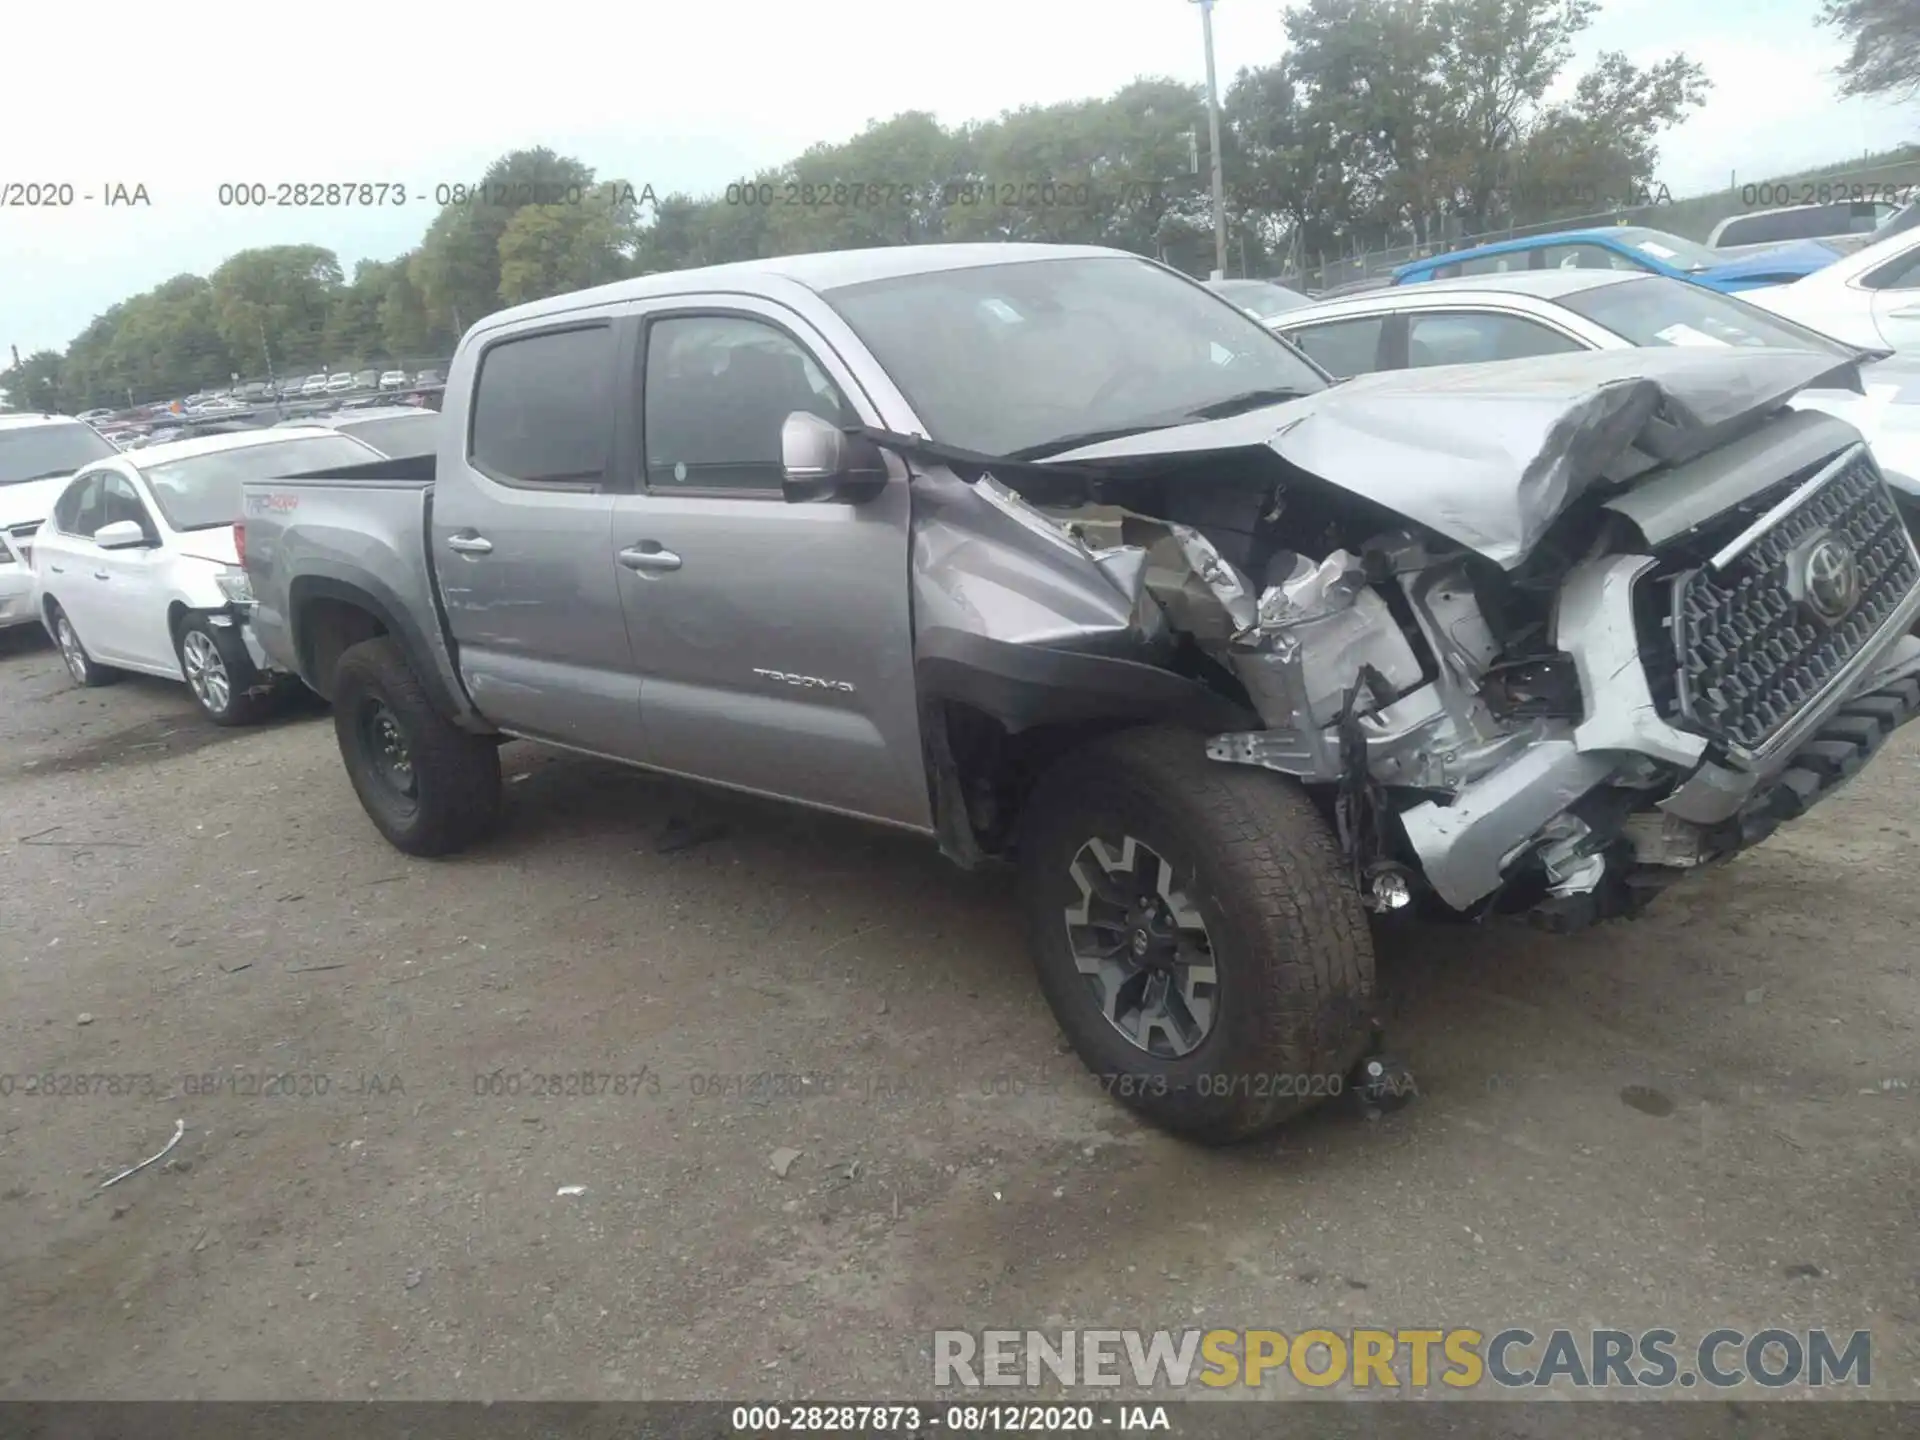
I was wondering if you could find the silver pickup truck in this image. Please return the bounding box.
[240,242,1920,1144]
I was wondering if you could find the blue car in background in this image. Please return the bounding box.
[1392,225,1841,293]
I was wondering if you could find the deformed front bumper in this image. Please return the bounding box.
[1399,442,1920,921]
[1722,638,1920,847]
[205,604,279,676]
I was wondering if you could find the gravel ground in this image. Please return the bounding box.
[1,622,1916,1414]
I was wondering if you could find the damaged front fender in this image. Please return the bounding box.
[909,468,1252,737]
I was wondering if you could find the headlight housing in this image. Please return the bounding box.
[215,565,254,605]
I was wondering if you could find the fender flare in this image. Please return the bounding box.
[916,628,1254,736]
[288,573,483,729]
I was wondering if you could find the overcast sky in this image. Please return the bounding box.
[2,0,1912,356]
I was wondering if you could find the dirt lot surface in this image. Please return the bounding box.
[2,622,1917,1418]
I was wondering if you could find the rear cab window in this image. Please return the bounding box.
[468,324,617,488]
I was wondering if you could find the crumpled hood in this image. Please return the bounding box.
[1047,346,1865,568]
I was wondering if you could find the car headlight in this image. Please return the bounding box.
[215,565,255,605]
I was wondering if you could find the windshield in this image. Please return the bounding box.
[340,413,438,458]
[1560,275,1860,359]
[824,256,1326,456]
[0,421,119,485]
[140,434,379,530]
[1211,280,1311,317]
[1612,228,1730,273]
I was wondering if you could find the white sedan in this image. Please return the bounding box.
[30,427,383,724]
[1740,221,1920,353]
[1267,268,1920,490]
[0,413,124,630]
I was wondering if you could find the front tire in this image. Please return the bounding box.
[1018,727,1377,1144]
[176,616,277,726]
[46,601,120,687]
[332,636,500,856]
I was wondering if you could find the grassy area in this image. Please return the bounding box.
[1646,144,1920,241]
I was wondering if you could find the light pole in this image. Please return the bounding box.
[1190,0,1228,279]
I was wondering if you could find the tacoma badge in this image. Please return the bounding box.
[753,668,855,694]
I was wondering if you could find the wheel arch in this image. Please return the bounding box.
[917,631,1257,866]
[287,574,473,727]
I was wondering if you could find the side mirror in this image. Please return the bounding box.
[780,411,889,504]
[93,520,152,550]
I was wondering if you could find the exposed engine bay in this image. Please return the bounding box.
[907,347,1920,931]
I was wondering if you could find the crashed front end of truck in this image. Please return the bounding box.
[908,346,1920,930]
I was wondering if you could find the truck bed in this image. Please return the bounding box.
[239,456,481,728]
[274,453,437,484]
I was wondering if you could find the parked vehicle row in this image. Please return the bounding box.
[0,408,439,725]
[1393,225,1842,292]
[1257,196,1920,314]
[229,241,1920,1144]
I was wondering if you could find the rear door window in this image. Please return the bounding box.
[1863,248,1920,291]
[1406,312,1584,366]
[1457,252,1534,276]
[1285,317,1389,378]
[1536,243,1636,272]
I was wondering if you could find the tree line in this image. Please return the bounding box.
[5,0,1911,414]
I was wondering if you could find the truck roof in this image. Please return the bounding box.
[477,242,1130,333]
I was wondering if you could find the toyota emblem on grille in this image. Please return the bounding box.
[1802,537,1860,622]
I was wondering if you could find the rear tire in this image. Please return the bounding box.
[175,615,277,726]
[46,601,120,687]
[332,636,500,856]
[1018,726,1377,1144]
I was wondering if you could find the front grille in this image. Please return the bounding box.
[1664,448,1919,755]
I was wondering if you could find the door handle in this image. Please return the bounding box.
[94,571,110,581]
[445,532,493,555]
[1888,306,1920,319]
[619,543,682,573]
[48,564,63,574]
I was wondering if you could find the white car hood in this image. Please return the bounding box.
[0,474,71,528]
[1795,357,1920,485]
[173,524,240,566]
